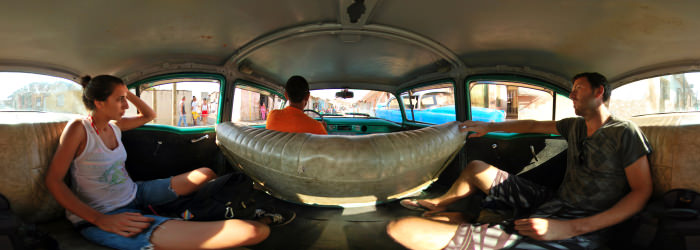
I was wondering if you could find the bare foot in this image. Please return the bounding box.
[401,198,446,213]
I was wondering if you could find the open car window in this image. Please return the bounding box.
[610,72,700,118]
[125,77,221,127]
[1,72,86,115]
[399,82,456,124]
[232,84,284,126]
[469,81,576,122]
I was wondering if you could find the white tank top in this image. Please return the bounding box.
[66,118,137,224]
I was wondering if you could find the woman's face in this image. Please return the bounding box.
[95,84,129,120]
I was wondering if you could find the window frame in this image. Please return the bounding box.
[0,71,86,114]
[396,79,457,126]
[609,72,700,118]
[230,79,285,127]
[127,73,226,134]
[465,75,569,122]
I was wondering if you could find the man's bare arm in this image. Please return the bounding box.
[515,155,652,240]
[460,120,559,138]
[571,155,653,235]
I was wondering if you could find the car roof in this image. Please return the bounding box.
[2,1,699,92]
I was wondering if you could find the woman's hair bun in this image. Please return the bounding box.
[80,75,92,88]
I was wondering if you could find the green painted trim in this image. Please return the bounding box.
[464,74,568,96]
[481,132,562,140]
[464,74,567,121]
[403,121,432,128]
[126,73,226,132]
[233,79,285,99]
[133,124,216,134]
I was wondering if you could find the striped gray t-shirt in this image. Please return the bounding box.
[555,115,652,212]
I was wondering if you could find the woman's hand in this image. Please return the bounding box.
[95,212,155,237]
[116,90,157,131]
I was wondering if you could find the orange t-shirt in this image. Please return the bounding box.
[266,106,328,135]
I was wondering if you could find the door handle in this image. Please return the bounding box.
[191,134,209,143]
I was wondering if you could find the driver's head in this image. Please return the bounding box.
[285,75,310,103]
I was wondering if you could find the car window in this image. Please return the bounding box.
[232,84,283,125]
[609,72,700,118]
[0,72,86,115]
[469,81,567,122]
[388,98,399,109]
[125,78,220,127]
[399,82,456,124]
[377,96,403,123]
[555,93,577,120]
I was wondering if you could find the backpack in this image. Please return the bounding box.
[152,172,262,221]
[0,193,59,250]
[628,189,700,250]
[0,193,22,250]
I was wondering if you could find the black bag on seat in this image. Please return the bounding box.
[0,193,23,250]
[653,189,700,250]
[151,172,260,221]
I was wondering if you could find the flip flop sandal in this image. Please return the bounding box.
[399,198,430,212]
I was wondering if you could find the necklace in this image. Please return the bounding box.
[88,116,100,135]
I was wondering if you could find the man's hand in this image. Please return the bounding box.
[514,218,577,241]
[95,212,155,237]
[459,121,492,138]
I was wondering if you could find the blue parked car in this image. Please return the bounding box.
[375,90,505,124]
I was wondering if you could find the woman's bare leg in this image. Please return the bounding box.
[387,216,459,250]
[170,167,217,196]
[151,219,269,249]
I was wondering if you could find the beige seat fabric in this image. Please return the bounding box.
[629,114,700,198]
[0,113,76,222]
[217,121,467,206]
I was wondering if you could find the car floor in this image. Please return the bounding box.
[38,185,455,250]
[248,196,425,250]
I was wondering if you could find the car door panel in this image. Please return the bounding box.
[463,134,568,190]
[121,128,224,181]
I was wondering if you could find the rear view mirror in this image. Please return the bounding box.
[336,89,354,99]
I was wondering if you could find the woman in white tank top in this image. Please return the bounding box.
[45,75,272,249]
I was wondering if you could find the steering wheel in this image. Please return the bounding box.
[303,109,324,123]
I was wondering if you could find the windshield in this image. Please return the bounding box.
[308,89,393,118]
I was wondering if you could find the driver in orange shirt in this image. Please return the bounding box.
[266,75,328,135]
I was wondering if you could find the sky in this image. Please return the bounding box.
[151,81,220,100]
[0,72,76,99]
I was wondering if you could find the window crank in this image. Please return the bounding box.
[191,134,210,143]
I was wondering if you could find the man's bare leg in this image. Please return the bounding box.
[387,216,460,250]
[150,219,269,249]
[170,167,217,196]
[416,160,500,212]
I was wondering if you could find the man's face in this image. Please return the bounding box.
[569,77,601,116]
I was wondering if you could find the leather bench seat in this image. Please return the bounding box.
[629,113,700,198]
